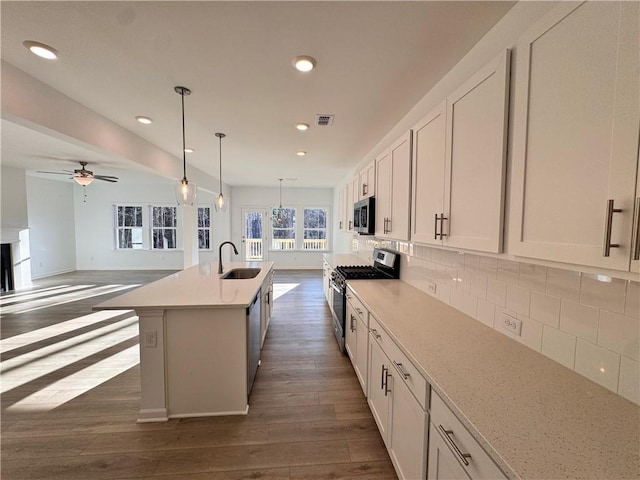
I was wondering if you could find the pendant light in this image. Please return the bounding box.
[273,178,285,222]
[173,86,197,206]
[214,132,228,213]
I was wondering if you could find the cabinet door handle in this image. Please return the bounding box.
[603,199,623,256]
[339,221,343,229]
[380,364,386,390]
[438,425,472,466]
[392,361,410,379]
[382,365,391,396]
[632,197,640,261]
[439,213,448,238]
[350,314,356,332]
[349,220,353,230]
[371,328,381,339]
[434,213,439,239]
[355,307,363,315]
[362,183,368,196]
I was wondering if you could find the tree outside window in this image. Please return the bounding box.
[115,206,143,249]
[303,208,327,250]
[271,207,295,250]
[198,206,211,250]
[151,206,177,249]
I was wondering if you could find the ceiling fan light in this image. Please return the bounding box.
[74,176,94,186]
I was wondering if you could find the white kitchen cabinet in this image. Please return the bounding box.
[338,186,346,231]
[428,392,507,480]
[260,270,273,348]
[375,131,412,241]
[358,159,376,200]
[345,289,368,394]
[345,180,355,232]
[509,1,640,271]
[368,314,429,480]
[322,259,331,303]
[411,101,447,246]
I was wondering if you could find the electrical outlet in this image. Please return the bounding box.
[500,313,522,336]
[143,330,157,348]
[426,281,437,295]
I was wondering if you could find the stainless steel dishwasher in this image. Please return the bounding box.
[247,289,261,394]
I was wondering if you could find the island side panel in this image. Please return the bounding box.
[137,309,169,422]
[165,308,248,417]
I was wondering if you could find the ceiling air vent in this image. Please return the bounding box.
[316,114,334,127]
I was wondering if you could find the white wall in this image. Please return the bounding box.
[26,175,77,278]
[231,185,333,269]
[1,166,28,229]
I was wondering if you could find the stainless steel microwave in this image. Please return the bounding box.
[353,197,375,235]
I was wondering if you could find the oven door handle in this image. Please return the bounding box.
[330,282,342,294]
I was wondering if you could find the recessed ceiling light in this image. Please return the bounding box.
[23,40,58,60]
[184,147,194,153]
[296,123,309,131]
[135,116,153,125]
[292,55,316,72]
[296,151,307,157]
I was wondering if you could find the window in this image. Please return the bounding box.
[115,206,143,249]
[197,206,211,250]
[271,207,296,250]
[151,206,177,249]
[303,208,327,250]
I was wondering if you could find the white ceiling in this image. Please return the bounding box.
[1,1,515,188]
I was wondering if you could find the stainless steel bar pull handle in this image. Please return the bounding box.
[439,213,448,238]
[392,361,410,379]
[362,183,368,196]
[348,220,352,230]
[382,366,391,396]
[350,314,356,332]
[371,328,381,339]
[603,199,622,257]
[381,364,387,390]
[632,197,640,261]
[438,425,472,466]
[434,213,439,240]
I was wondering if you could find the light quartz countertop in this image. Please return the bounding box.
[95,261,273,311]
[348,279,640,480]
[323,253,370,269]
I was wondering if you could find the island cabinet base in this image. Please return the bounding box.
[136,307,250,422]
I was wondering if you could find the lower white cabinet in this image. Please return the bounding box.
[345,289,368,395]
[428,392,507,480]
[367,316,429,480]
[260,270,273,348]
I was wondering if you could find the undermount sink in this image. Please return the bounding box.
[220,268,261,280]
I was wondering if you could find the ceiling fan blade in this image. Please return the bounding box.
[36,171,71,175]
[94,176,118,183]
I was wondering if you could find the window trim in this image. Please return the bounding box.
[114,204,144,250]
[268,205,330,252]
[150,205,178,250]
[302,207,328,251]
[197,205,212,251]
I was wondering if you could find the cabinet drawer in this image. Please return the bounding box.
[370,315,429,410]
[430,392,507,480]
[346,288,368,324]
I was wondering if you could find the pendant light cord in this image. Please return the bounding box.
[181,91,187,182]
[279,178,283,208]
[219,135,223,193]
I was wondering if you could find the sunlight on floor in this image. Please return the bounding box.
[272,283,300,300]
[1,309,141,412]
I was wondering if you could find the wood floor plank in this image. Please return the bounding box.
[0,269,397,479]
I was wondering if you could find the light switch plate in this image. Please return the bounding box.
[143,330,157,348]
[499,313,522,336]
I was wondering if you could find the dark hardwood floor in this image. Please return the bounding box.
[1,270,396,479]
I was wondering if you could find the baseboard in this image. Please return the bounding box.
[30,267,76,280]
[137,408,169,423]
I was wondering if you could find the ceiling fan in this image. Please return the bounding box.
[37,161,119,186]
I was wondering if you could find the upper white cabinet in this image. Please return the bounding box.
[509,1,640,271]
[411,50,510,253]
[375,131,413,241]
[358,160,376,200]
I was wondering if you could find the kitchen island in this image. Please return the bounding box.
[95,261,274,422]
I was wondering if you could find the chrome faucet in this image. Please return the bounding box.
[218,241,239,274]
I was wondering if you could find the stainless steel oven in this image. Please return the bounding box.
[329,272,346,352]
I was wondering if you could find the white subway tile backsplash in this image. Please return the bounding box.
[625,281,639,318]
[519,263,547,292]
[365,236,639,404]
[580,274,626,314]
[530,291,561,328]
[546,267,581,302]
[516,316,544,352]
[542,326,576,370]
[462,292,477,317]
[497,259,519,284]
[471,273,487,300]
[477,299,496,328]
[619,356,640,405]
[487,278,507,308]
[559,300,599,343]
[598,311,640,361]
[574,340,620,393]
[506,284,530,317]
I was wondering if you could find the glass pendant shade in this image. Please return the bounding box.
[174,178,197,206]
[214,192,227,213]
[214,132,228,213]
[173,86,197,206]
